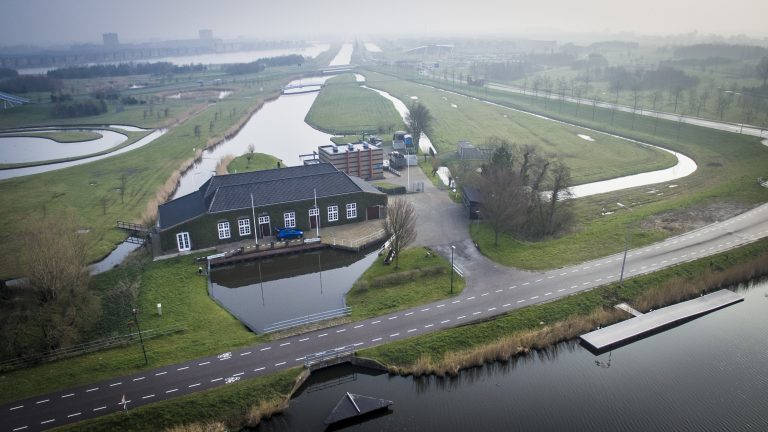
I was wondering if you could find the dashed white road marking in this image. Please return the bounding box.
[535,279,542,283]
[495,289,503,293]
[36,399,49,404]
[211,378,223,382]
[166,389,178,393]
[353,325,364,329]
[467,296,476,300]
[336,329,346,333]
[421,308,431,312]
[10,405,24,410]
[372,337,382,342]
[12,426,29,431]
[488,307,497,311]
[517,299,525,303]
[481,293,489,296]
[472,312,481,316]
[67,412,81,418]
[503,303,511,307]
[405,312,414,316]
[388,316,398,320]
[437,304,446,308]
[62,393,75,398]
[280,342,292,346]
[142,394,155,399]
[372,320,381,324]
[530,296,539,300]
[40,419,55,424]
[239,352,251,356]
[509,285,517,289]
[452,300,461,304]
[390,333,400,337]
[109,382,122,387]
[318,333,328,337]
[558,289,566,292]
[275,362,287,366]
[425,324,434,328]
[254,367,266,372]
[86,387,100,392]
[407,328,417,333]
[457,315,467,320]
[441,320,451,324]
[299,337,310,341]
[177,367,189,371]
[544,292,552,296]
[260,347,271,351]
[189,383,201,388]
[523,282,530,285]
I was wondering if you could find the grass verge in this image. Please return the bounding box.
[0,130,101,143]
[346,247,465,320]
[360,237,768,375]
[0,250,261,404]
[226,152,281,173]
[54,368,300,432]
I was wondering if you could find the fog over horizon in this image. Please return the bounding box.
[1,0,767,47]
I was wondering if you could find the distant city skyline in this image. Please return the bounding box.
[1,0,767,47]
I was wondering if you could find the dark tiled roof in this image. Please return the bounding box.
[462,185,482,203]
[158,189,207,229]
[158,163,382,230]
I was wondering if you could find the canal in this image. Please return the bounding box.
[258,280,768,431]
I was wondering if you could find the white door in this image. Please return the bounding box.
[176,232,191,251]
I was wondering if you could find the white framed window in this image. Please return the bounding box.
[176,232,191,251]
[258,215,270,225]
[309,207,319,217]
[346,202,357,219]
[217,221,231,239]
[284,211,296,228]
[238,218,251,236]
[328,205,338,222]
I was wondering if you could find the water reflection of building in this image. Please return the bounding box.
[157,163,386,254]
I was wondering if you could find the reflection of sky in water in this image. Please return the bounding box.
[210,250,378,332]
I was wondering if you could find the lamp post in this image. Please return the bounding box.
[450,245,456,294]
[132,308,148,365]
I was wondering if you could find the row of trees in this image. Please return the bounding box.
[46,62,206,79]
[224,54,304,75]
[0,75,61,93]
[475,140,574,244]
[50,98,107,118]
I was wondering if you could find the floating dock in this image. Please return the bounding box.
[324,392,392,425]
[580,289,743,352]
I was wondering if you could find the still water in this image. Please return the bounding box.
[210,248,379,333]
[260,281,768,431]
[0,129,126,164]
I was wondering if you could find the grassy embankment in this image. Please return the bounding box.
[0,251,263,404]
[0,71,294,280]
[54,368,300,432]
[361,70,768,269]
[361,237,768,375]
[0,130,101,142]
[225,152,281,173]
[304,73,404,135]
[346,247,465,320]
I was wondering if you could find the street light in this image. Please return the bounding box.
[132,308,148,365]
[450,245,456,294]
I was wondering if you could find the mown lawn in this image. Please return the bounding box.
[1,130,101,142]
[362,69,768,270]
[0,251,262,404]
[305,73,404,135]
[227,152,281,173]
[346,247,465,319]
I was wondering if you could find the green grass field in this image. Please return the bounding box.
[227,152,281,173]
[305,73,404,135]
[360,71,678,186]
[364,69,768,269]
[346,247,465,319]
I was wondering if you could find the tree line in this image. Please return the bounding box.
[0,75,61,93]
[223,54,304,75]
[46,62,206,79]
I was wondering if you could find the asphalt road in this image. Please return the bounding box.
[3,200,767,431]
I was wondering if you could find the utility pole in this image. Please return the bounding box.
[132,308,148,365]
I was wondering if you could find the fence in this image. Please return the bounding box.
[329,229,387,250]
[0,324,187,371]
[262,307,352,334]
[303,344,358,367]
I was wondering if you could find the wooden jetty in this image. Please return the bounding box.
[580,289,743,352]
[324,392,392,425]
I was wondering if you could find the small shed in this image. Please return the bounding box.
[462,186,482,219]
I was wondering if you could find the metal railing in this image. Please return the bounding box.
[303,344,358,367]
[330,229,386,249]
[262,307,352,334]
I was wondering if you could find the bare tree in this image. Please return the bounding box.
[479,166,529,246]
[715,92,733,120]
[546,162,573,235]
[193,124,201,139]
[405,102,434,152]
[246,143,255,166]
[757,56,768,88]
[382,198,417,269]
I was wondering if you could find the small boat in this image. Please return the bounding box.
[324,392,393,425]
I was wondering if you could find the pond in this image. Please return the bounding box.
[0,129,126,164]
[209,248,379,333]
[257,280,768,431]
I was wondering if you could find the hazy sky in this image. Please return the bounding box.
[1,0,767,46]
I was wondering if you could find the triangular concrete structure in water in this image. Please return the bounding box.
[324,392,393,425]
